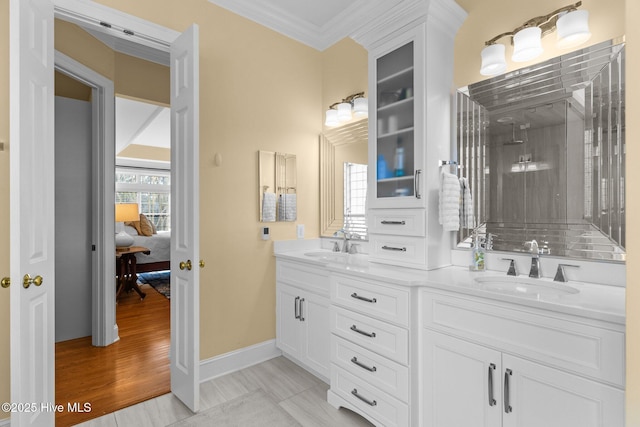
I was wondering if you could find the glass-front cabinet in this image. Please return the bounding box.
[369,30,424,209]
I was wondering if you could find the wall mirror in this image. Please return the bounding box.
[258,150,297,222]
[457,39,625,261]
[320,119,368,238]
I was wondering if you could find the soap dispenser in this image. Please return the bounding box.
[470,232,486,271]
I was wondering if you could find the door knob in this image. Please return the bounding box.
[199,260,205,269]
[1,277,10,288]
[179,260,192,271]
[23,274,43,289]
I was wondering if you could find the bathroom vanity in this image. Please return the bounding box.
[274,246,625,427]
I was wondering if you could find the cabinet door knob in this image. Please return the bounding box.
[179,260,192,271]
[199,260,205,268]
[1,277,10,288]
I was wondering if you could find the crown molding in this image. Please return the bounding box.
[208,0,402,51]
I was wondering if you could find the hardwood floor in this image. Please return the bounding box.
[55,283,170,427]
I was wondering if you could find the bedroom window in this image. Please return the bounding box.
[116,168,171,231]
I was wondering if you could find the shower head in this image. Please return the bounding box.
[502,122,527,146]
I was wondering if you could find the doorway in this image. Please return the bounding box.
[10,2,201,425]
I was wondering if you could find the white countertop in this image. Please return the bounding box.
[275,248,626,325]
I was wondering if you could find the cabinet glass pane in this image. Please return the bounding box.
[376,42,415,198]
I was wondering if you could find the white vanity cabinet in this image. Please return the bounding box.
[421,289,625,427]
[276,259,330,380]
[327,273,414,427]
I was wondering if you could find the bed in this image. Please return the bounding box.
[123,225,171,272]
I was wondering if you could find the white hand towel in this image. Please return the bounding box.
[262,192,276,222]
[439,170,460,231]
[277,193,297,222]
[460,177,475,229]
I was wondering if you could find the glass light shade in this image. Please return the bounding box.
[325,109,339,127]
[353,97,368,117]
[556,10,591,49]
[512,26,543,62]
[337,102,352,122]
[480,44,507,76]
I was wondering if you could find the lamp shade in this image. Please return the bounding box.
[480,44,507,76]
[115,203,139,222]
[512,26,543,62]
[337,102,352,122]
[556,10,591,49]
[353,97,368,117]
[325,109,339,127]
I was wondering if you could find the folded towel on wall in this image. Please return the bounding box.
[278,193,297,222]
[439,170,461,231]
[262,192,276,222]
[460,177,475,229]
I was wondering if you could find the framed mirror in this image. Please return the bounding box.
[456,39,625,261]
[258,150,297,222]
[320,119,368,238]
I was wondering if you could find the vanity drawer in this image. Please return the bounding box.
[368,208,425,236]
[332,336,409,402]
[331,274,409,327]
[276,260,329,297]
[331,366,409,427]
[422,291,625,387]
[368,234,426,268]
[331,306,409,364]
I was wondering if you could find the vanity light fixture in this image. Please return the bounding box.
[480,1,591,76]
[325,92,368,127]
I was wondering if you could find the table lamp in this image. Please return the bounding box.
[115,203,139,248]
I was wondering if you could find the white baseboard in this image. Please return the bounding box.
[199,339,282,383]
[0,417,10,426]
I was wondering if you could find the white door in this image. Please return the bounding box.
[170,23,201,412]
[502,355,624,427]
[422,330,502,427]
[9,0,56,426]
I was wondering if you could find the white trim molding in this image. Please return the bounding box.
[0,417,10,426]
[199,340,282,383]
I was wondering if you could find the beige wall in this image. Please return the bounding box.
[454,0,625,87]
[118,144,171,161]
[625,0,639,424]
[55,71,92,101]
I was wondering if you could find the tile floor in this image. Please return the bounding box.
[75,357,373,427]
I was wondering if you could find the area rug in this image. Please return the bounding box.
[137,270,171,299]
[168,390,300,427]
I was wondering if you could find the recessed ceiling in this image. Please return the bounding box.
[116,97,170,154]
[208,0,402,51]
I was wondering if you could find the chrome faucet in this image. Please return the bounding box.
[501,258,518,276]
[333,229,351,253]
[526,240,541,278]
[554,264,579,282]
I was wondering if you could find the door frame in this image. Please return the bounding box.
[54,50,117,347]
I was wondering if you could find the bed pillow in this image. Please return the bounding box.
[125,214,154,236]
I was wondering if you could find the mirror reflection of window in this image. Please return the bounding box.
[343,162,367,238]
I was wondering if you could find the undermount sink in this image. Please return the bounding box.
[473,276,579,298]
[304,251,365,265]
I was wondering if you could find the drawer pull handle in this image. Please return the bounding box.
[504,369,513,413]
[294,296,300,320]
[350,324,376,338]
[488,363,496,407]
[351,357,377,372]
[351,293,377,303]
[381,245,407,252]
[381,220,406,225]
[299,298,305,322]
[351,388,377,407]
